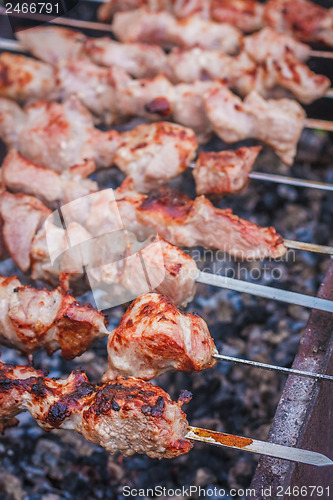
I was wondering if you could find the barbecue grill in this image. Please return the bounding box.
[0,1,332,498]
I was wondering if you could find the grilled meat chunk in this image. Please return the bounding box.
[135,187,286,259]
[264,0,333,46]
[0,97,121,172]
[0,191,50,272]
[98,0,264,32]
[1,150,98,207]
[86,179,286,259]
[112,8,241,53]
[114,121,197,192]
[193,146,261,196]
[0,276,108,358]
[103,293,217,381]
[203,87,305,166]
[0,360,192,458]
[0,52,56,103]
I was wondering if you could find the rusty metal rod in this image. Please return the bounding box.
[187,427,333,466]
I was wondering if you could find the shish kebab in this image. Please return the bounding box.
[1,189,333,313]
[1,47,332,163]
[0,51,307,165]
[1,98,332,198]
[97,0,333,48]
[97,0,333,49]
[7,26,331,105]
[1,360,331,466]
[1,284,333,405]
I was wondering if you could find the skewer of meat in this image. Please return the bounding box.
[1,111,332,203]
[1,358,329,465]
[2,287,331,385]
[0,358,192,458]
[0,189,331,312]
[98,0,333,47]
[14,26,330,105]
[0,52,306,164]
[0,97,198,193]
[97,0,265,33]
[264,0,333,47]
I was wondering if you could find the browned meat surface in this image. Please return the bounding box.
[1,150,98,207]
[0,360,192,458]
[103,293,217,381]
[264,0,333,46]
[193,146,261,196]
[86,179,286,259]
[136,187,286,259]
[0,276,108,358]
[112,9,241,53]
[114,121,197,192]
[0,52,56,103]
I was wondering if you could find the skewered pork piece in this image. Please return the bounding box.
[0,66,305,166]
[1,150,98,208]
[85,178,286,259]
[166,47,330,104]
[0,97,197,192]
[0,96,121,172]
[16,26,328,105]
[0,51,122,124]
[264,0,333,47]
[0,276,108,358]
[140,78,305,164]
[98,0,264,32]
[193,146,261,197]
[0,359,192,458]
[17,27,168,79]
[103,293,217,381]
[111,9,242,53]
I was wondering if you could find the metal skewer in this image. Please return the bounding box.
[309,49,333,60]
[187,427,333,466]
[196,271,333,313]
[214,354,333,381]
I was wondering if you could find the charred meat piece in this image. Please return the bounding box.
[0,360,192,458]
[0,276,108,358]
[103,293,217,381]
[193,146,261,196]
